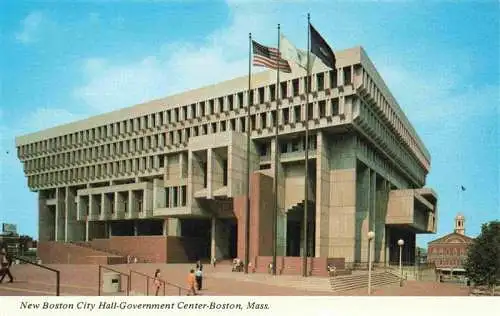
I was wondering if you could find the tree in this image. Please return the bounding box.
[464,221,500,294]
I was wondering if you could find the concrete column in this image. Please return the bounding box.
[134,221,138,236]
[65,187,85,242]
[167,218,181,236]
[85,220,89,242]
[163,219,168,237]
[114,192,119,218]
[108,222,112,238]
[207,149,213,198]
[55,188,66,242]
[128,190,133,216]
[211,217,216,261]
[315,132,330,257]
[179,153,186,179]
[38,192,54,242]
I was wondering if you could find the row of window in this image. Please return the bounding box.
[27,155,166,187]
[165,186,187,208]
[360,102,425,184]
[429,247,467,255]
[18,68,352,158]
[361,69,428,169]
[24,98,342,174]
[80,198,143,216]
[356,136,410,189]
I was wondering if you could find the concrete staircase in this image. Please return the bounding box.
[330,271,401,292]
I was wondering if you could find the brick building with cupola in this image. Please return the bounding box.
[427,213,473,276]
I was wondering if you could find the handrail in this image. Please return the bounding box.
[129,269,187,296]
[98,265,130,296]
[13,256,60,296]
[129,270,165,296]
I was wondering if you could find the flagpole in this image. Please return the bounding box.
[302,13,311,278]
[272,24,281,276]
[244,32,252,274]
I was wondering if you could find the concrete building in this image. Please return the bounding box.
[15,46,438,271]
[427,214,473,276]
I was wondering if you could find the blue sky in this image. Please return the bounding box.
[0,0,498,247]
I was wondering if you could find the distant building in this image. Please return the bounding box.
[427,214,473,275]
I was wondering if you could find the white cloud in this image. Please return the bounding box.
[72,1,279,113]
[15,11,45,44]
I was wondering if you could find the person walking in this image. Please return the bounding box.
[196,260,203,271]
[0,248,13,283]
[195,266,203,291]
[154,269,162,296]
[187,269,197,296]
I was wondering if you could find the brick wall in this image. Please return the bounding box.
[165,236,208,263]
[254,256,332,277]
[38,241,125,264]
[91,236,168,263]
[234,172,274,261]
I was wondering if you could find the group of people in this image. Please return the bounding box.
[187,260,204,295]
[0,247,14,283]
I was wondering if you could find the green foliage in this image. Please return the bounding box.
[464,221,500,288]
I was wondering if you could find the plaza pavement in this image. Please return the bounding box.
[0,262,469,296]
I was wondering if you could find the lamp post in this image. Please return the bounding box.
[367,231,375,295]
[398,239,405,281]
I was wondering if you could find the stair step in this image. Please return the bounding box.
[330,272,401,292]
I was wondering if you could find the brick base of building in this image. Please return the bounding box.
[38,235,209,264]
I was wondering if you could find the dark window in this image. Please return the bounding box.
[270,84,276,101]
[331,98,339,116]
[238,92,244,108]
[173,187,178,207]
[191,104,196,118]
[203,161,208,188]
[319,100,326,117]
[261,113,267,128]
[317,73,324,91]
[223,160,228,186]
[200,102,205,116]
[280,142,288,153]
[295,106,301,122]
[218,97,224,111]
[181,186,187,206]
[283,108,289,124]
[344,67,352,85]
[329,69,337,88]
[307,103,314,120]
[292,79,299,96]
[259,87,265,104]
[209,100,214,114]
[280,82,288,98]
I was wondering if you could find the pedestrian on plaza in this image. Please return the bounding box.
[195,266,203,291]
[187,269,197,296]
[196,259,203,270]
[154,269,162,296]
[211,257,217,268]
[0,248,13,283]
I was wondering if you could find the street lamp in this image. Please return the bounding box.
[398,239,405,282]
[367,231,375,295]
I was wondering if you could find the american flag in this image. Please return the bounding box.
[252,40,291,73]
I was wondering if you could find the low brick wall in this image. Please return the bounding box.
[91,236,168,263]
[38,241,126,264]
[254,256,335,277]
